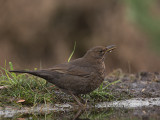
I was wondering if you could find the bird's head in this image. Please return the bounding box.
[83,45,116,61]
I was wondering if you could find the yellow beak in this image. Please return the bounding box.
[106,45,116,52]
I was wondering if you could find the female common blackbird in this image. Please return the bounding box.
[10,45,116,107]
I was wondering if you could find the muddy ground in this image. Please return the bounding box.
[106,69,160,99]
[0,69,160,106]
[47,69,160,102]
[0,69,160,119]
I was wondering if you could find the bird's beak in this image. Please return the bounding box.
[106,45,116,52]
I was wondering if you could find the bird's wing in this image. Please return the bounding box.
[49,63,91,77]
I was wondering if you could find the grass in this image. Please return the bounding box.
[0,62,57,106]
[0,62,121,107]
[68,41,76,62]
[86,80,121,102]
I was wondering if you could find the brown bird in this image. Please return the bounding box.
[10,45,116,107]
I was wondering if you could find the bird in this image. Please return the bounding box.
[10,45,116,107]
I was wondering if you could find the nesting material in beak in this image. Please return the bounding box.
[106,45,116,52]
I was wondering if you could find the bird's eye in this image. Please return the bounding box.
[99,50,103,53]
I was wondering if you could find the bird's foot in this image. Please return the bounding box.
[68,91,87,109]
[69,102,86,109]
[77,96,88,107]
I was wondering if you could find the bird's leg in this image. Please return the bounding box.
[72,109,83,120]
[68,91,85,108]
[77,95,88,106]
[71,94,84,107]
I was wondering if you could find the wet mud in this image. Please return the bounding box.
[0,70,160,119]
[106,70,160,99]
[0,97,160,119]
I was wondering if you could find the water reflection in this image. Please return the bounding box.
[1,107,160,120]
[1,98,160,119]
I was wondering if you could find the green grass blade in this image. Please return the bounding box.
[103,79,121,89]
[9,62,14,70]
[9,62,17,78]
[68,41,76,62]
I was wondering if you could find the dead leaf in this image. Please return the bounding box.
[49,85,55,88]
[17,118,25,120]
[17,99,25,103]
[0,86,8,90]
[142,88,145,92]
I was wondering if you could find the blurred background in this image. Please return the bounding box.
[0,0,160,73]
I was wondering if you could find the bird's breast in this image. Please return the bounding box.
[97,62,106,78]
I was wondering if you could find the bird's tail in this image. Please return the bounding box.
[10,70,31,74]
[10,70,53,81]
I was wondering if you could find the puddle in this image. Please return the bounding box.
[95,97,160,108]
[0,98,160,119]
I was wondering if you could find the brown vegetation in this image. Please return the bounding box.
[0,0,160,73]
